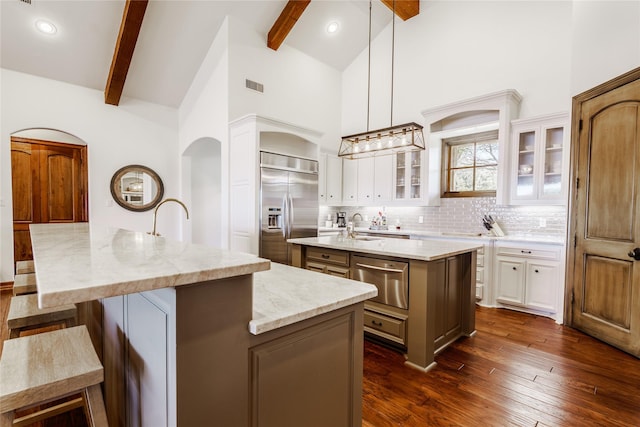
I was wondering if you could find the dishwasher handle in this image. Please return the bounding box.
[355,262,405,274]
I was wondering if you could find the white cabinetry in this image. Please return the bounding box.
[510,113,569,205]
[319,153,342,206]
[495,242,562,318]
[103,289,175,427]
[342,159,358,205]
[342,156,393,206]
[357,157,375,203]
[373,156,393,203]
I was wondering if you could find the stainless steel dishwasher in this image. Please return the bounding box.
[351,255,409,310]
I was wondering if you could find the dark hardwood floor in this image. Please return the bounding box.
[2,290,639,426]
[363,306,640,426]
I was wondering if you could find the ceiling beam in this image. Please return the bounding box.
[267,0,311,51]
[104,0,148,106]
[380,0,419,21]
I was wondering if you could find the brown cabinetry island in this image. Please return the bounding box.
[289,236,481,371]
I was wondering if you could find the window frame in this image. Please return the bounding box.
[442,130,499,198]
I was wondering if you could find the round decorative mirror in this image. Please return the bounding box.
[110,165,164,212]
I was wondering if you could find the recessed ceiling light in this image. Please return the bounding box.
[35,19,57,35]
[326,21,339,34]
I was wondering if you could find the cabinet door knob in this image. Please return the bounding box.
[628,248,640,260]
[534,269,539,273]
[512,267,517,271]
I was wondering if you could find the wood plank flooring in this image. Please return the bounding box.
[2,290,638,426]
[364,306,640,426]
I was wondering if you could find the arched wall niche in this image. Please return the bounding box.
[181,137,222,247]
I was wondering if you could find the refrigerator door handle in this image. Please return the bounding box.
[281,195,287,239]
[288,194,294,238]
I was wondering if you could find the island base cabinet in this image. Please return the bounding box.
[102,274,364,427]
[407,252,476,371]
[249,309,363,427]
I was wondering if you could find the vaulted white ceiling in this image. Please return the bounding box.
[1,0,393,108]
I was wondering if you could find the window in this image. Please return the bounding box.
[442,130,498,197]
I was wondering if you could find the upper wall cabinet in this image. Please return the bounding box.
[509,113,569,205]
[394,150,426,204]
[341,155,394,206]
[319,153,342,206]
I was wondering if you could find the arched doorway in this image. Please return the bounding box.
[10,128,88,266]
[182,137,222,247]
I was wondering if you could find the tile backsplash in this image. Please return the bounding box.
[320,197,567,239]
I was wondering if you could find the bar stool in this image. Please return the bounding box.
[15,260,34,275]
[12,274,36,296]
[7,294,77,339]
[0,326,108,427]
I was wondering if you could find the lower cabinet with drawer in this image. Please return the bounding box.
[304,247,350,278]
[363,301,408,349]
[495,242,562,317]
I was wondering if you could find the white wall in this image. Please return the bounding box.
[178,18,230,248]
[0,69,179,282]
[342,0,573,138]
[571,0,640,95]
[227,17,342,153]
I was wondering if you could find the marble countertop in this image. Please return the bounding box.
[250,263,377,335]
[30,223,270,308]
[317,227,565,245]
[288,236,482,261]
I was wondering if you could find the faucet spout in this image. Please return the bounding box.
[150,198,190,236]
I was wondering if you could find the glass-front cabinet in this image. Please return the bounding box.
[395,150,424,202]
[510,113,568,205]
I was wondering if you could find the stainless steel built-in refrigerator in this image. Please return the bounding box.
[260,152,319,265]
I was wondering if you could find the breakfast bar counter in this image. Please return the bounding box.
[29,223,376,427]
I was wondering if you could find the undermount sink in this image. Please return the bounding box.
[353,236,382,241]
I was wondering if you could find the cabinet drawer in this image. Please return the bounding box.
[364,310,406,344]
[496,246,560,260]
[305,261,327,274]
[326,265,350,278]
[306,247,349,266]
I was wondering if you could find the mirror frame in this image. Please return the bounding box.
[110,165,164,212]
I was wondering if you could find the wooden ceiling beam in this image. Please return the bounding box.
[267,0,311,51]
[104,0,148,106]
[380,0,419,21]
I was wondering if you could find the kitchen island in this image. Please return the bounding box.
[289,236,482,371]
[29,223,376,427]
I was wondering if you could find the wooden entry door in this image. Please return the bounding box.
[11,137,88,264]
[569,68,640,357]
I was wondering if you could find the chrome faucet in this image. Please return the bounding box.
[149,198,190,236]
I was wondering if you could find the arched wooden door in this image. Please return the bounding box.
[11,137,88,266]
[569,68,640,358]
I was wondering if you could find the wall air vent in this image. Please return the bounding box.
[19,0,32,4]
[245,79,264,93]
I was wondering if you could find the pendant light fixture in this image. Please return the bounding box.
[338,0,425,159]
